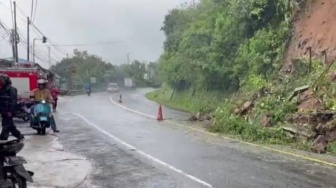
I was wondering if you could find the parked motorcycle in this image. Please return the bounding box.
[0,139,34,188]
[14,102,33,122]
[30,100,52,135]
[86,89,91,96]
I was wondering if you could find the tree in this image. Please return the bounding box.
[158,0,293,92]
[50,49,115,89]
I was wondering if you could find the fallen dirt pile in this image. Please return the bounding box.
[284,0,336,70]
[230,85,336,154]
[285,111,336,153]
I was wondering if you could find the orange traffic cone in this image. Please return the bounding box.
[157,104,163,121]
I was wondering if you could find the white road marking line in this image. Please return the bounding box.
[109,97,156,119]
[73,113,212,188]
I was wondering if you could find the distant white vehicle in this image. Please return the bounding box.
[124,78,136,89]
[107,83,120,93]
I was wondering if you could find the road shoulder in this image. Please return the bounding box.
[21,133,93,187]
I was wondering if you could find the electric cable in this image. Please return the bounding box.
[13,4,70,56]
[50,41,123,47]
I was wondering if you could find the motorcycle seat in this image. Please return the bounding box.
[0,139,19,146]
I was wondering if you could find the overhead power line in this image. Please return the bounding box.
[0,1,57,64]
[0,19,9,31]
[19,36,48,59]
[49,41,123,47]
[6,3,70,56]
[29,23,68,55]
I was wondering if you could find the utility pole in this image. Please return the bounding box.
[10,30,15,62]
[13,1,18,62]
[27,17,30,61]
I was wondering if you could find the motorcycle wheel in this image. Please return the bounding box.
[41,127,46,135]
[6,169,27,188]
[22,115,29,122]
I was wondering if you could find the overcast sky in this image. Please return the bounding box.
[0,0,189,68]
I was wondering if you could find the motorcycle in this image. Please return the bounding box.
[86,89,91,96]
[30,100,52,135]
[14,102,33,122]
[0,139,34,188]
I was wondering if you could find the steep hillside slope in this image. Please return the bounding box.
[285,0,336,69]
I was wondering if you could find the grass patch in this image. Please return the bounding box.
[327,142,336,155]
[146,86,225,113]
[146,90,194,112]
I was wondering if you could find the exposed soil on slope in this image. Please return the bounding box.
[284,0,336,71]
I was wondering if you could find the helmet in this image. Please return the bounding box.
[0,74,11,86]
[37,79,47,90]
[37,79,47,84]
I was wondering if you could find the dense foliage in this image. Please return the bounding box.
[50,49,159,89]
[50,50,115,89]
[159,0,299,92]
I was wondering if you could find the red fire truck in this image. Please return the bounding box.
[0,61,58,101]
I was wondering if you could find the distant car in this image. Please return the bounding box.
[107,83,120,93]
[152,82,161,88]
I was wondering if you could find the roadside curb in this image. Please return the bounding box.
[108,96,336,168]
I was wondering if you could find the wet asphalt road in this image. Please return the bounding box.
[49,89,336,188]
[114,88,190,121]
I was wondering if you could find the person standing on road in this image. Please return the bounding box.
[0,74,24,140]
[51,86,60,112]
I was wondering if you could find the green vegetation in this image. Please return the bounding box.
[147,86,224,113]
[50,49,160,89]
[149,0,336,149]
[159,0,296,93]
[157,0,301,110]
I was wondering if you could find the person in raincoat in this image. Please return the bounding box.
[30,79,60,133]
[0,74,25,140]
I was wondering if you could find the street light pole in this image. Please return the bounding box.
[33,38,41,63]
[33,37,47,63]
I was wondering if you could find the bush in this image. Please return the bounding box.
[211,101,293,144]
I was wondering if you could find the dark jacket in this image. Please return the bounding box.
[0,84,17,114]
[85,83,91,90]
